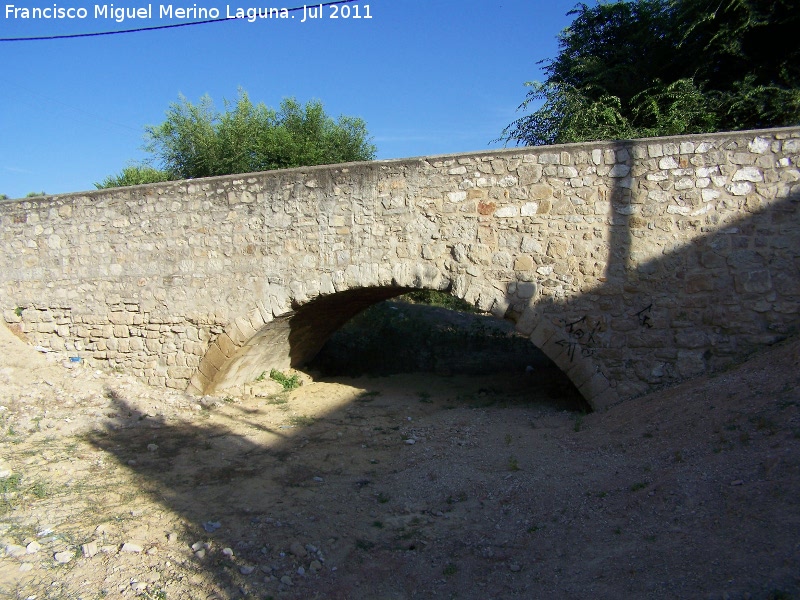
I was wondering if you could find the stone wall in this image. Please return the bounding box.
[1,127,798,409]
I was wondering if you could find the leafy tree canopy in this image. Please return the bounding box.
[95,164,173,189]
[99,90,376,187]
[502,0,800,146]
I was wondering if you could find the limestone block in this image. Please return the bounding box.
[732,167,763,182]
[659,157,679,170]
[514,256,534,272]
[609,164,630,178]
[517,164,543,185]
[538,153,560,165]
[216,333,237,357]
[494,206,518,218]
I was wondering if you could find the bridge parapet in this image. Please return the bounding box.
[1,127,799,409]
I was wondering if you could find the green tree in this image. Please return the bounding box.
[143,90,376,180]
[0,194,8,200]
[25,191,46,197]
[95,164,173,189]
[501,0,799,146]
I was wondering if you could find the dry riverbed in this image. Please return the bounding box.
[1,319,800,600]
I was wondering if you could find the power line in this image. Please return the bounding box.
[0,0,363,42]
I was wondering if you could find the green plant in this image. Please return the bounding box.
[504,434,513,446]
[269,369,301,391]
[508,456,520,472]
[372,520,383,529]
[401,289,478,313]
[442,563,458,576]
[25,191,46,197]
[31,480,49,499]
[95,163,173,189]
[14,306,23,317]
[0,473,22,494]
[143,90,376,180]
[500,0,800,146]
[574,414,584,432]
[418,391,432,403]
[355,539,374,551]
[255,371,267,382]
[288,415,315,427]
[630,482,648,492]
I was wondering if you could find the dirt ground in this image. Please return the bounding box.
[1,311,799,600]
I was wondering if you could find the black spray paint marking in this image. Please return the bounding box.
[635,304,653,329]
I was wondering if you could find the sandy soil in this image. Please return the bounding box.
[1,316,799,600]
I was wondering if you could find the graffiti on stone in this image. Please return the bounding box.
[556,315,599,362]
[635,304,653,329]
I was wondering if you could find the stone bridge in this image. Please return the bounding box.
[1,127,799,410]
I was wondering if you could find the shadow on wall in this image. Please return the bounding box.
[519,152,800,403]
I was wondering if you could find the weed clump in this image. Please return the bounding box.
[269,369,302,391]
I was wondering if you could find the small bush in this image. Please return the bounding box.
[269,369,301,391]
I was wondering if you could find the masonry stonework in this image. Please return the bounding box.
[1,127,799,410]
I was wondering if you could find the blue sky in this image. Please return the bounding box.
[1,0,579,199]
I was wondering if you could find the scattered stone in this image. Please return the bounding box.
[280,575,293,586]
[147,443,158,452]
[131,581,147,592]
[54,550,74,563]
[240,565,255,575]
[81,541,98,558]
[405,438,416,445]
[222,547,234,558]
[95,524,110,536]
[121,542,143,553]
[146,547,157,555]
[203,521,221,533]
[100,545,118,554]
[313,476,324,482]
[309,560,322,572]
[509,563,522,572]
[731,480,744,486]
[19,562,33,572]
[6,544,27,558]
[191,542,204,552]
[289,540,307,558]
[195,549,206,559]
[167,532,177,544]
[26,541,41,554]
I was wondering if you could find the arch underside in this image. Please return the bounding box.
[191,285,616,411]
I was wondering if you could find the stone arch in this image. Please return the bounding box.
[189,268,617,411]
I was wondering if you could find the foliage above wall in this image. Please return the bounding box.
[501,0,800,146]
[98,90,376,188]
